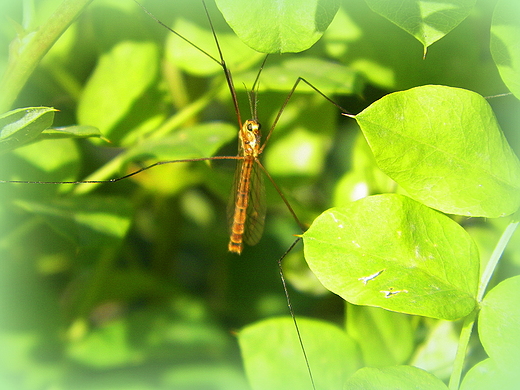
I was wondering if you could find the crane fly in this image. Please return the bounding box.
[2,0,340,255]
[227,118,264,254]
[1,1,349,389]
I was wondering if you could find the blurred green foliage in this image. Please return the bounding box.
[1,0,519,389]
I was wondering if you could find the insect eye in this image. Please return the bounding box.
[247,123,254,131]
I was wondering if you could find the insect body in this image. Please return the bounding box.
[228,119,264,254]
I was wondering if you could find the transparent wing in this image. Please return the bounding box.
[226,159,266,247]
[243,160,266,246]
[227,159,242,234]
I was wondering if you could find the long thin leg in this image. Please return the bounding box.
[276,237,316,390]
[254,160,307,233]
[260,77,350,154]
[1,156,243,184]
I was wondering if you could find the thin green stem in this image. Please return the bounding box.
[0,0,94,113]
[477,219,519,302]
[448,309,477,390]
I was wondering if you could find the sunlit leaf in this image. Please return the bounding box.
[216,0,340,53]
[255,57,360,94]
[303,194,479,320]
[354,85,520,217]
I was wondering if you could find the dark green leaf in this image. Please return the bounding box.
[365,0,476,52]
[0,107,57,153]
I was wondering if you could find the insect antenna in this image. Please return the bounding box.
[134,0,243,128]
[200,0,242,128]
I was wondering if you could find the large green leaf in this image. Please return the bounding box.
[490,0,520,99]
[365,0,476,53]
[215,0,340,53]
[239,317,359,390]
[303,194,479,320]
[354,85,520,218]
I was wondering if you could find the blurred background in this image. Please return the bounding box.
[1,0,518,388]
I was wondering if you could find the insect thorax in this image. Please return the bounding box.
[239,120,262,157]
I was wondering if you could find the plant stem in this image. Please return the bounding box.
[477,218,519,302]
[448,309,477,390]
[0,0,94,113]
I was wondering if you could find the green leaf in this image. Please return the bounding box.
[345,365,448,390]
[215,0,340,53]
[303,194,479,320]
[490,0,520,99]
[365,0,476,53]
[460,358,520,390]
[0,107,57,153]
[354,85,520,218]
[77,41,159,139]
[479,275,520,370]
[238,317,359,390]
